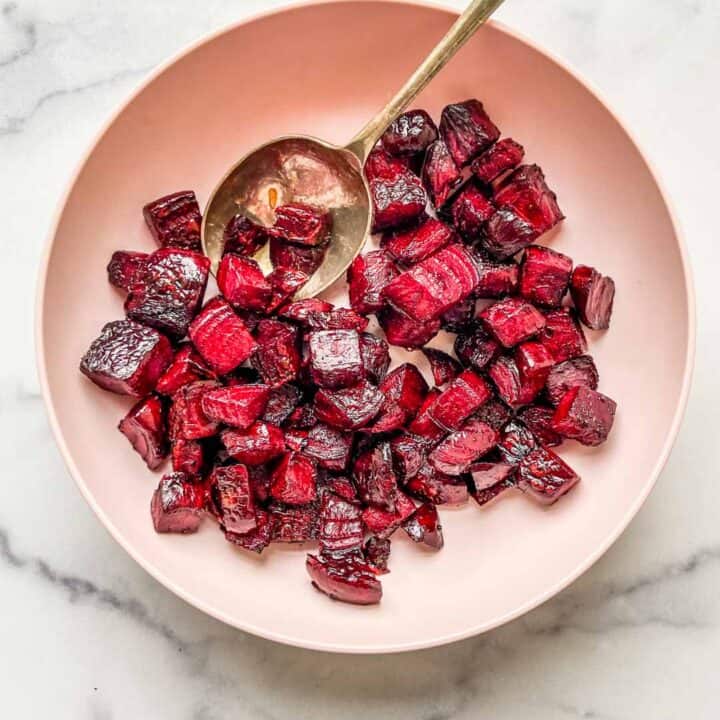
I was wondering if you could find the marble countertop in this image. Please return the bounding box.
[2,0,719,717]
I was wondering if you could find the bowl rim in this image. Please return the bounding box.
[34,0,697,654]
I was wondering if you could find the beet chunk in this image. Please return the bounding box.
[474,261,519,298]
[377,306,440,349]
[369,165,427,232]
[118,394,168,470]
[189,297,257,374]
[221,421,285,465]
[271,502,319,542]
[483,207,538,260]
[406,388,445,440]
[552,385,617,446]
[488,355,537,408]
[171,438,204,475]
[422,139,462,207]
[454,326,500,371]
[516,341,555,392]
[517,446,580,504]
[209,464,256,534]
[107,250,148,291]
[498,419,538,465]
[306,552,382,605]
[361,491,416,536]
[284,429,309,452]
[405,465,469,505]
[428,369,492,431]
[262,384,302,425]
[265,267,309,312]
[471,476,516,506]
[382,109,438,156]
[353,442,398,511]
[570,264,616,330]
[223,214,269,257]
[270,452,317,505]
[269,237,327,275]
[469,462,515,491]
[359,332,390,383]
[545,355,599,406]
[169,380,219,440]
[440,295,476,333]
[278,298,334,325]
[217,254,271,311]
[80,320,173,397]
[200,384,270,429]
[151,472,204,533]
[307,329,363,389]
[390,433,432,481]
[305,308,369,332]
[379,363,428,420]
[422,348,461,386]
[318,492,363,553]
[156,343,214,396]
[539,308,587,362]
[225,508,274,553]
[439,99,500,167]
[303,423,353,471]
[382,217,455,266]
[480,297,546,348]
[429,418,498,475]
[347,250,398,316]
[364,536,391,573]
[269,203,332,247]
[473,397,512,431]
[402,503,444,549]
[143,191,202,251]
[517,404,563,447]
[519,245,573,308]
[449,183,495,241]
[314,380,384,430]
[251,319,300,387]
[471,138,525,184]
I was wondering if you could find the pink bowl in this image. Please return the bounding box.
[36,1,695,653]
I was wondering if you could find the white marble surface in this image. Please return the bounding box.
[1,0,719,717]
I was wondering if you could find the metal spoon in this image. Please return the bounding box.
[201,0,506,297]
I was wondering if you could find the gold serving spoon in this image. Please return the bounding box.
[201,0,506,297]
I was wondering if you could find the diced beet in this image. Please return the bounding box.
[225,508,274,554]
[271,502,319,542]
[483,207,538,260]
[369,168,427,233]
[449,183,495,241]
[363,400,407,435]
[480,297,546,348]
[209,464,256,534]
[151,472,204,533]
[429,418,498,475]
[364,145,407,181]
[379,363,428,420]
[439,99,500,167]
[265,267,309,312]
[377,306,440,349]
[270,452,317,505]
[107,250,148,291]
[169,380,219,440]
[545,355,599,406]
[473,397,512,431]
[402,503,444,549]
[216,254,271,312]
[471,477,516,506]
[314,380,384,430]
[171,438,204,475]
[519,245,573,307]
[221,421,285,465]
[200,384,270,429]
[422,139,462,208]
[364,536,391,574]
[469,462,515,491]
[517,446,580,504]
[118,394,168,470]
[404,465,469,505]
[250,319,300,387]
[353,442,398,511]
[305,308,369,332]
[361,491,416,537]
[248,465,272,504]
[284,429,308,452]
[188,297,257,374]
[321,474,358,502]
[125,248,210,338]
[389,433,431,480]
[318,492,363,553]
[269,237,327,275]
[382,217,455,266]
[359,332,390,383]
[539,308,587,362]
[421,348,461,386]
[516,341,555,392]
[347,250,398,316]
[308,329,363,389]
[517,404,562,447]
[303,423,353,471]
[278,298,334,325]
[453,326,500,371]
[406,388,445,440]
[143,191,202,251]
[80,320,173,397]
[428,369,492,431]
[269,203,332,246]
[262,384,302,425]
[570,264,616,330]
[440,295,476,333]
[382,109,438,156]
[155,343,214,396]
[497,419,537,465]
[284,403,318,430]
[474,261,519,298]
[306,552,382,605]
[552,385,617,446]
[488,355,541,408]
[223,214,269,257]
[471,138,525,184]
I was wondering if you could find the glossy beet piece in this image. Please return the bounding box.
[407,388,445,440]
[270,452,317,505]
[171,438,204,475]
[473,397,512,431]
[269,203,332,246]
[519,245,573,308]
[404,465,469,505]
[223,214,269,257]
[517,404,563,447]
[402,503,444,549]
[454,326,500,371]
[265,267,309,312]
[483,207,538,260]
[497,419,538,465]
[382,109,438,156]
[314,380,384,430]
[269,237,327,275]
[471,476,516,506]
[488,355,539,408]
[475,261,520,298]
[359,332,390,383]
[439,99,500,167]
[251,319,300,387]
[125,248,210,338]
[382,217,455,266]
[361,491,416,537]
[303,423,353,471]
[118,395,168,470]
[377,306,440,349]
[471,137,525,184]
[390,433,432,481]
[545,355,599,406]
[364,536,391,574]
[320,475,358,502]
[364,400,407,435]
[305,308,369,332]
[449,183,495,241]
[262,384,302,425]
[440,295,476,333]
[422,139,462,208]
[155,343,213,396]
[143,191,201,251]
[221,421,285,465]
[80,320,173,397]
[480,297,546,348]
[308,329,363,389]
[379,363,428,419]
[421,348,461,386]
[429,418,498,475]
[516,341,555,392]
[284,403,318,430]
[278,298,334,325]
[210,464,256,534]
[552,385,617,446]
[107,250,148,291]
[469,462,515,491]
[284,429,308,452]
[271,502,319,542]
[347,250,398,316]
[200,384,270,429]
[428,369,492,431]
[517,446,580,504]
[217,254,271,311]
[169,381,219,440]
[539,308,587,362]
[318,492,363,553]
[225,508,274,554]
[151,472,204,533]
[188,297,257,375]
[306,552,382,605]
[353,442,398,512]
[570,264,616,330]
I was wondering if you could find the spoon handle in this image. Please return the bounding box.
[345,0,506,164]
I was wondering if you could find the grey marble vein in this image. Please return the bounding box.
[0,2,37,69]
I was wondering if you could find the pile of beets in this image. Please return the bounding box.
[80,99,617,605]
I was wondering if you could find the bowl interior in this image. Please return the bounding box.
[39,1,691,652]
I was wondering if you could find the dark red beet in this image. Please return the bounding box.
[361,491,416,537]
[365,145,407,180]
[469,462,515,491]
[347,250,398,316]
[217,254,271,311]
[151,472,204,533]
[382,217,455,266]
[306,552,382,605]
[402,503,444,549]
[516,341,555,393]
[570,264,616,330]
[480,297,547,348]
[382,109,438,156]
[303,423,353,471]
[488,355,540,408]
[378,306,441,349]
[369,167,427,233]
[271,502,319,542]
[188,297,257,374]
[156,343,214,396]
[118,394,168,470]
[379,363,428,420]
[221,421,286,465]
[517,446,580,504]
[449,183,495,241]
[251,319,300,387]
[422,139,462,208]
[305,308,369,332]
[210,464,256,534]
[308,329,364,389]
[262,384,302,425]
[497,419,537,465]
[284,403,317,430]
[471,138,525,184]
[80,320,173,397]
[278,298,334,325]
[359,332,390,383]
[318,492,363,553]
[406,388,445,440]
[483,207,538,260]
[440,295,476,333]
[517,404,562,447]
[364,536,391,573]
[552,385,616,446]
[225,508,274,553]
[404,465,469,505]
[473,397,512,431]
[200,384,270,429]
[353,442,398,511]
[539,308,587,362]
[171,438,204,475]
[364,400,407,435]
[429,418,498,475]
[454,326,500,371]
[125,248,210,338]
[270,452,317,505]
[269,203,332,246]
[545,355,599,406]
[439,99,500,167]
[314,380,384,430]
[223,214,269,257]
[107,250,148,291]
[269,237,327,275]
[169,380,219,440]
[422,348,461,386]
[471,476,516,506]
[519,245,573,308]
[284,429,309,452]
[143,191,202,251]
[475,261,520,298]
[428,369,492,431]
[265,267,309,312]
[389,433,432,480]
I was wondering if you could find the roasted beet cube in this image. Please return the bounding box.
[428,369,492,431]
[471,137,525,184]
[480,297,546,348]
[143,191,202,251]
[271,502,319,542]
[454,326,500,371]
[225,508,274,554]
[303,423,353,471]
[347,250,398,316]
[318,492,363,553]
[539,308,587,362]
[497,419,537,465]
[217,254,271,311]
[314,380,384,430]
[469,461,515,491]
[284,429,309,452]
[517,404,562,447]
[406,388,445,440]
[519,245,572,307]
[118,394,168,470]
[155,343,214,396]
[361,491,416,537]
[475,261,520,298]
[488,355,536,408]
[278,298,334,325]
[495,164,564,233]
[269,203,332,246]
[402,503,443,549]
[250,319,300,387]
[390,433,432,481]
[471,476,516,506]
[319,475,358,502]
[223,214,269,257]
[570,264,616,330]
[200,384,270,429]
[474,397,512,431]
[440,295,476,333]
[429,418,498,475]
[107,250,148,292]
[422,348,461,386]
[209,464,256,534]
[379,363,428,419]
[284,403,317,430]
[364,400,408,435]
[516,341,555,391]
[169,380,219,440]
[404,465,468,505]
[270,452,317,505]
[305,307,369,332]
[307,329,363,390]
[189,297,257,374]
[262,384,302,425]
[545,355,599,406]
[265,267,309,312]
[369,165,427,233]
[360,332,390,383]
[307,551,382,605]
[382,109,438,156]
[151,472,204,533]
[364,536,391,574]
[449,183,495,240]
[382,217,455,266]
[221,421,285,465]
[439,99,500,167]
[552,385,617,446]
[518,446,580,504]
[353,442,398,511]
[483,207,538,260]
[422,139,462,207]
[269,237,327,275]
[377,306,440,349]
[80,320,173,397]
[171,438,204,475]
